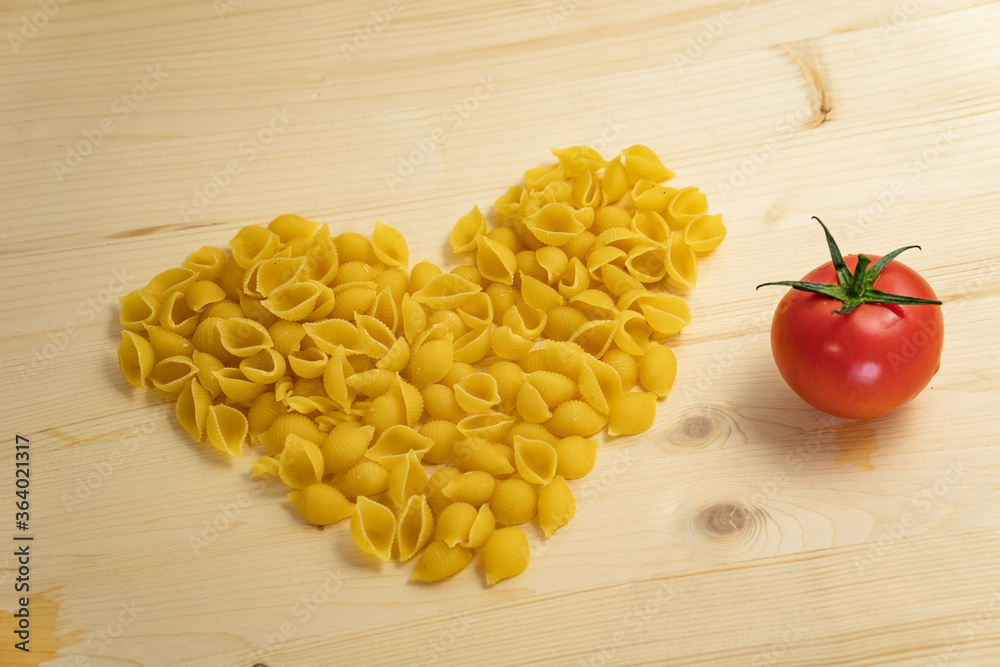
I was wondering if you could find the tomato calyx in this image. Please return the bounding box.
[756,217,943,315]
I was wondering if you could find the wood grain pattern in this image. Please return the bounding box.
[2,0,1000,665]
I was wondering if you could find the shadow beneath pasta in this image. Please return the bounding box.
[332,525,389,572]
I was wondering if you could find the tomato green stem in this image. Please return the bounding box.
[756,217,943,315]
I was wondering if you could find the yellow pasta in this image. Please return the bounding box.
[206,403,248,457]
[640,344,678,398]
[387,449,428,508]
[411,542,474,582]
[320,422,374,475]
[453,373,501,413]
[118,330,155,388]
[607,391,657,436]
[397,494,434,561]
[350,496,396,561]
[513,435,557,485]
[149,356,199,394]
[442,470,496,507]
[491,477,537,526]
[483,527,530,586]
[538,475,575,538]
[118,144,723,585]
[435,502,478,547]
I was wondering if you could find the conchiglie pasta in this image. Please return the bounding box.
[538,475,575,537]
[640,344,678,398]
[118,330,155,388]
[350,496,396,561]
[607,391,657,436]
[412,542,474,582]
[289,483,353,526]
[483,527,530,586]
[554,436,598,479]
[397,494,434,561]
[491,477,537,526]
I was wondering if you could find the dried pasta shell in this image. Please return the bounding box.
[557,257,590,299]
[442,470,496,507]
[486,226,522,254]
[421,384,468,423]
[214,367,265,405]
[602,156,629,203]
[578,354,622,414]
[366,425,433,468]
[515,381,552,423]
[488,361,525,412]
[485,283,515,324]
[455,292,493,330]
[118,330,155,388]
[335,231,379,264]
[331,282,378,321]
[631,180,677,212]
[252,456,280,478]
[336,461,390,499]
[288,483,353,526]
[523,163,564,191]
[370,221,408,268]
[462,503,495,549]
[157,291,199,338]
[388,450,428,509]
[426,466,462,515]
[490,326,533,360]
[183,245,227,281]
[542,340,587,379]
[491,477,537,527]
[551,145,607,175]
[206,403,248,457]
[684,213,726,253]
[667,186,708,226]
[192,318,232,361]
[602,348,638,390]
[535,246,569,284]
[569,289,618,321]
[640,344,678,398]
[570,169,602,209]
[452,327,491,364]
[476,234,517,285]
[435,502,478,547]
[346,369,397,398]
[119,290,159,332]
[239,292,279,328]
[621,144,675,184]
[143,267,197,297]
[665,232,698,289]
[555,437,598,479]
[355,314,395,359]
[543,306,588,342]
[411,273,481,310]
[632,211,671,247]
[517,249,547,283]
[230,225,280,269]
[570,319,618,358]
[400,293,427,343]
[185,280,227,313]
[614,310,653,356]
[193,350,224,398]
[456,411,514,441]
[262,280,325,321]
[563,230,597,262]
[205,300,244,320]
[451,205,488,253]
[350,496,396,561]
[288,347,329,379]
[453,438,515,476]
[502,421,559,447]
[513,436,557,485]
[240,348,286,384]
[247,391,285,439]
[268,213,320,242]
[260,413,324,456]
[626,245,667,283]
[419,419,464,465]
[602,264,645,298]
[454,373,501,413]
[303,319,365,356]
[321,422,374,475]
[278,433,325,489]
[607,391,657,436]
[411,542,473,582]
[545,400,608,438]
[593,205,632,234]
[397,494,434,561]
[377,337,410,373]
[176,377,211,442]
[586,245,626,283]
[369,286,399,333]
[502,302,546,340]
[538,476,575,538]
[334,261,381,285]
[483,526,530,586]
[637,293,691,335]
[409,336,454,388]
[522,202,585,246]
[520,273,564,311]
[216,318,273,358]
[150,356,199,394]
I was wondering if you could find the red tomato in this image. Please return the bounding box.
[761,220,943,420]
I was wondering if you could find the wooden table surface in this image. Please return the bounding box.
[2,0,1000,665]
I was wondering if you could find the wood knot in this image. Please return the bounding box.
[697,502,749,537]
[660,406,734,451]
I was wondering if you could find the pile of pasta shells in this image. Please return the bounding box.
[117,145,725,585]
